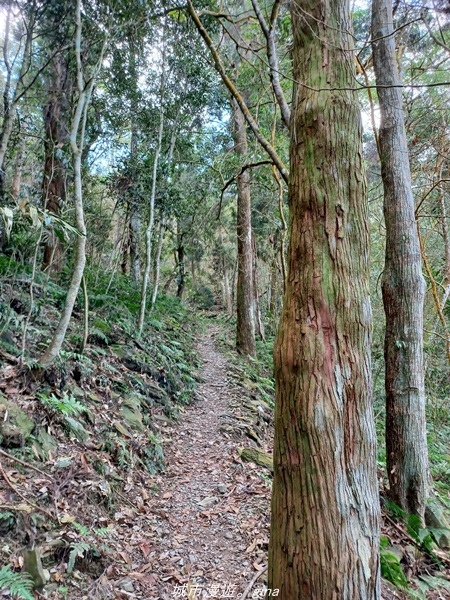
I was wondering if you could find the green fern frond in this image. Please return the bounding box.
[38,392,88,417]
[68,541,91,574]
[72,521,89,536]
[0,565,34,600]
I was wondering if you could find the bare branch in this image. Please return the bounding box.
[186,0,289,184]
[218,160,274,219]
[251,0,290,128]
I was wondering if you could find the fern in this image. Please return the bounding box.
[89,326,109,345]
[38,392,88,417]
[68,541,91,574]
[95,527,112,537]
[0,565,34,600]
[72,521,89,536]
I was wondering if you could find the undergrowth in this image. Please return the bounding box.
[0,264,204,593]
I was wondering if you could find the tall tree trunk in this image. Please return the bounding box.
[268,0,380,597]
[219,228,233,315]
[137,29,166,337]
[0,3,36,197]
[128,43,141,285]
[151,218,165,308]
[252,234,265,341]
[176,226,185,299]
[42,52,69,276]
[232,98,257,357]
[268,229,279,315]
[40,0,107,366]
[151,114,178,307]
[129,122,141,284]
[11,137,25,200]
[372,0,429,520]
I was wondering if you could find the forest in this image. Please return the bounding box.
[1,0,450,598]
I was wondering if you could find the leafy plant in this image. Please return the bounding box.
[68,541,92,574]
[380,536,408,590]
[0,510,16,533]
[38,392,88,418]
[0,565,34,600]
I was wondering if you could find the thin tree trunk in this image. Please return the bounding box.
[137,31,166,337]
[232,98,256,357]
[268,230,279,315]
[176,226,185,299]
[0,3,36,193]
[40,0,107,366]
[223,264,232,315]
[129,123,141,284]
[372,0,429,520]
[251,0,290,129]
[219,228,233,315]
[11,137,25,200]
[150,113,179,307]
[128,44,141,284]
[252,235,265,341]
[268,0,380,596]
[273,166,287,293]
[151,219,165,308]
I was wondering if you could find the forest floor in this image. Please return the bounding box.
[0,309,447,599]
[141,323,272,599]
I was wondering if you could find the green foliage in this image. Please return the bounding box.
[38,392,88,418]
[407,514,435,555]
[72,521,89,536]
[140,432,165,473]
[379,536,408,590]
[68,541,92,574]
[0,565,34,600]
[191,285,215,309]
[63,416,90,442]
[0,511,16,533]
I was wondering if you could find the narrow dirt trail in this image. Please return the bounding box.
[144,324,271,599]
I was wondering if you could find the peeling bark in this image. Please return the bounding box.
[268,0,380,596]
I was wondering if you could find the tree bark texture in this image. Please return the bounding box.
[268,1,380,597]
[372,0,429,519]
[42,52,69,276]
[129,124,141,284]
[176,230,185,299]
[151,219,165,308]
[232,98,257,358]
[128,43,141,285]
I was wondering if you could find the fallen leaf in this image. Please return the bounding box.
[60,514,76,523]
[139,541,151,557]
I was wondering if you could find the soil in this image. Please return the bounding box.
[142,324,272,599]
[0,322,442,599]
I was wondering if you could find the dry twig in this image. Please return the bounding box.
[240,565,268,600]
[0,447,53,479]
[0,461,55,520]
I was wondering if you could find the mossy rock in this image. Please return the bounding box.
[70,384,85,399]
[0,397,34,447]
[238,447,273,472]
[32,426,58,460]
[121,406,145,431]
[121,394,145,431]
